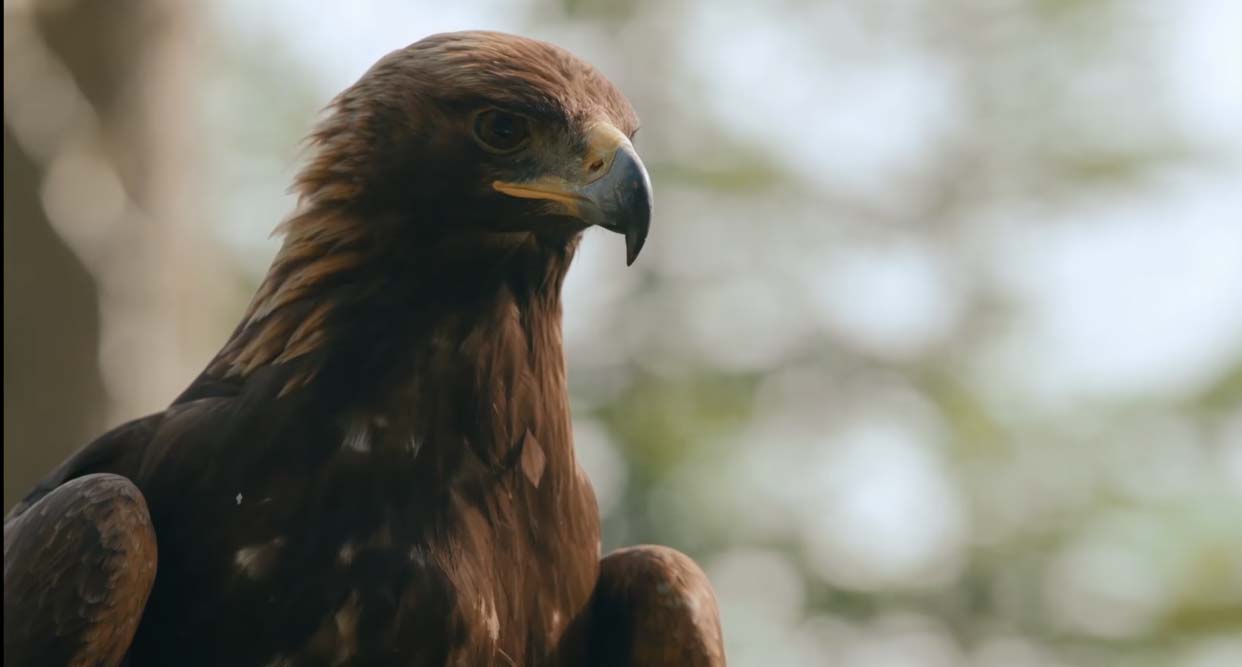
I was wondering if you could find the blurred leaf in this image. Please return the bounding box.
[649,159,788,193]
[1194,360,1242,412]
[556,0,639,21]
[593,370,758,477]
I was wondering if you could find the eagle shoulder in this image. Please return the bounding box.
[3,473,157,667]
[587,544,726,667]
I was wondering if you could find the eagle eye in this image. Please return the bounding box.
[473,109,531,154]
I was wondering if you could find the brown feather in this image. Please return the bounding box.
[4,474,157,667]
[589,546,727,666]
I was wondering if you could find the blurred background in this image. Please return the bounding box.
[5,0,1241,664]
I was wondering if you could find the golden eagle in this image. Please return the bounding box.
[4,31,725,667]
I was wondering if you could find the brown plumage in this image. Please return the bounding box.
[4,474,156,667]
[589,547,726,666]
[4,31,725,666]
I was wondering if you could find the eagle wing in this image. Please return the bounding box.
[4,472,157,667]
[587,545,727,666]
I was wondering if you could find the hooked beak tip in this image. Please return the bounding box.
[625,223,646,266]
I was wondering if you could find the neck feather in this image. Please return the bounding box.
[206,202,579,422]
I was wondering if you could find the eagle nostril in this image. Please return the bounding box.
[587,158,606,174]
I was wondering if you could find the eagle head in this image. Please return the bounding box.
[295,30,652,266]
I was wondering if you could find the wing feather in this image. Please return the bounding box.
[4,473,157,667]
[587,545,726,667]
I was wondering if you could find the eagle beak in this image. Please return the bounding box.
[493,125,653,265]
[582,144,652,265]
